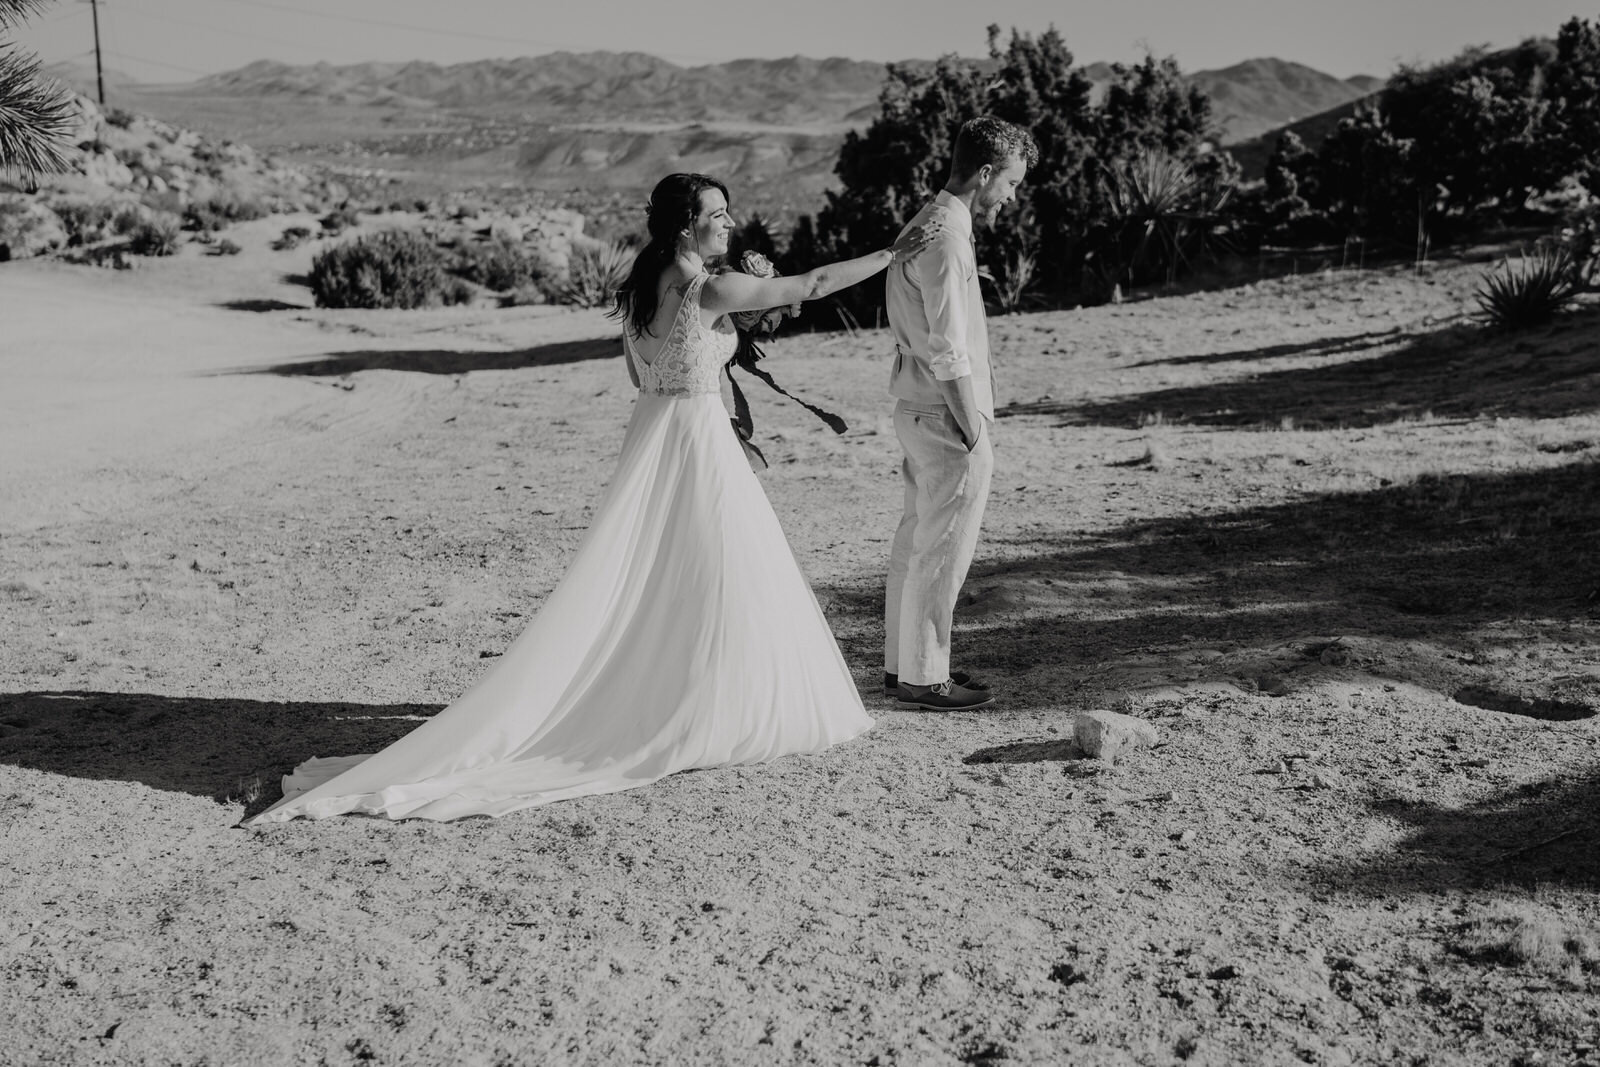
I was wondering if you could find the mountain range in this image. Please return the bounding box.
[43,51,1383,206]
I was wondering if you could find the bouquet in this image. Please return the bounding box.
[721,250,847,469]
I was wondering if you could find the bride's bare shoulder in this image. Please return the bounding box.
[656,264,700,298]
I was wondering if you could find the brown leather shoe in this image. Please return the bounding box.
[895,679,996,711]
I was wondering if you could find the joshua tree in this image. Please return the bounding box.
[1,0,75,176]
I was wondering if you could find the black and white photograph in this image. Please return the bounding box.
[3,0,1599,1062]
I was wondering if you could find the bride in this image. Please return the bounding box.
[247,173,939,823]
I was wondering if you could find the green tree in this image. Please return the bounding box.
[1383,41,1556,222]
[0,0,75,176]
[805,24,1221,308]
[1543,16,1600,191]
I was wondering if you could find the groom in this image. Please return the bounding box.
[883,116,1038,712]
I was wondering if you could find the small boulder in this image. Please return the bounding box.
[1074,709,1160,763]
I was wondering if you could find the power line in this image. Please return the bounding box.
[117,0,338,54]
[210,0,726,64]
[103,47,211,76]
[217,0,587,53]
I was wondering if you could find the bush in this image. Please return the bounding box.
[1095,149,1234,292]
[308,228,448,309]
[320,205,360,236]
[271,225,314,251]
[1562,194,1600,286]
[183,195,271,233]
[53,200,117,246]
[1475,246,1580,329]
[452,237,543,293]
[127,213,182,256]
[558,240,632,307]
[110,204,145,236]
[810,26,1217,308]
[440,277,475,306]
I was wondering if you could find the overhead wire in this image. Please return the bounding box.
[29,0,731,80]
[116,0,338,55]
[210,0,725,64]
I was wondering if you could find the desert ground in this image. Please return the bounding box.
[2,218,1598,1066]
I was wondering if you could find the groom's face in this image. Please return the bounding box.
[974,156,1028,228]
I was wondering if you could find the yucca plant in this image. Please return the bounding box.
[983,247,1037,314]
[127,213,181,256]
[0,0,76,177]
[1474,246,1580,330]
[1101,149,1232,290]
[559,239,632,308]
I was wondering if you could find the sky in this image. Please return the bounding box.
[11,0,1595,84]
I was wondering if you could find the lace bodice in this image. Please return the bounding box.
[624,273,739,397]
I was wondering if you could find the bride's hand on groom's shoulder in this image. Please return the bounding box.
[892,221,944,264]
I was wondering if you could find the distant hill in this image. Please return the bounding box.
[189,53,890,127]
[1190,58,1375,142]
[151,51,1378,144]
[89,50,1391,209]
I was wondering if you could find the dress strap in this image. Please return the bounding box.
[676,271,712,334]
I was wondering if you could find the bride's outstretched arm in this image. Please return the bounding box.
[701,223,940,316]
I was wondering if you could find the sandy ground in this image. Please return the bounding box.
[2,222,1599,1066]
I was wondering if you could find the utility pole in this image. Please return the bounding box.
[88,0,105,105]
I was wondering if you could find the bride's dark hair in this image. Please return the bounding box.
[610,172,730,338]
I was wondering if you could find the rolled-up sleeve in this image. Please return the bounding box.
[917,237,972,381]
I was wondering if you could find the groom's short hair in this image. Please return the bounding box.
[951,117,1039,180]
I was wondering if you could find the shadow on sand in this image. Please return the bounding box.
[238,336,619,378]
[820,460,1600,707]
[219,299,310,312]
[1311,771,1600,892]
[1128,327,1403,369]
[0,691,442,818]
[1001,304,1600,429]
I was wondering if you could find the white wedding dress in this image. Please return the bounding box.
[248,273,872,824]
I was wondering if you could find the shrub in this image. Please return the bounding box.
[320,205,360,236]
[271,225,314,251]
[985,247,1038,314]
[183,201,227,232]
[53,200,117,245]
[110,204,145,236]
[558,240,632,307]
[127,213,182,256]
[308,228,447,309]
[184,195,271,232]
[440,277,475,306]
[1562,195,1600,286]
[812,28,1216,307]
[1475,246,1580,329]
[105,107,136,130]
[452,237,541,293]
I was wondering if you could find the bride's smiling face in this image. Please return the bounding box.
[686,189,734,257]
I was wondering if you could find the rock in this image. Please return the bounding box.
[1073,709,1160,764]
[78,149,135,188]
[1255,673,1291,697]
[1309,769,1344,790]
